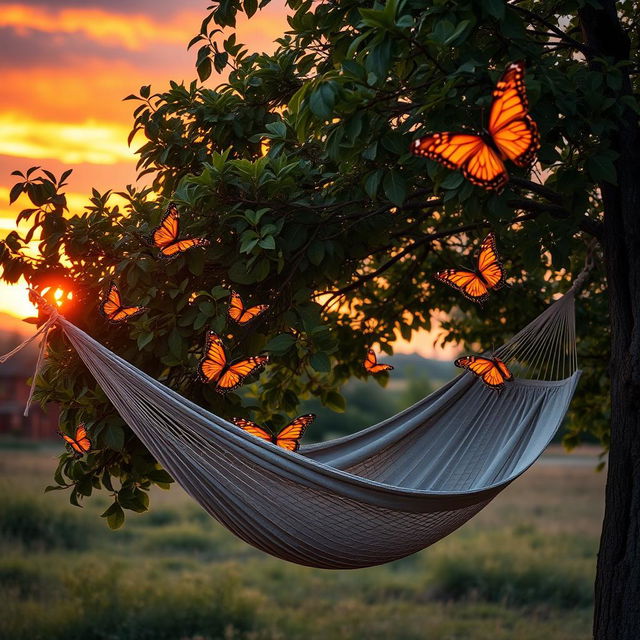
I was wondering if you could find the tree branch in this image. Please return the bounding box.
[509,176,564,204]
[320,204,601,303]
[509,3,593,56]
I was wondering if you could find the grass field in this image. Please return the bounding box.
[0,442,604,640]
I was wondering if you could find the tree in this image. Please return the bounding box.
[1,0,637,636]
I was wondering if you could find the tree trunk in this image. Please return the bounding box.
[580,2,640,638]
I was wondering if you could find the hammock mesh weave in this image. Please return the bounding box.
[26,287,581,569]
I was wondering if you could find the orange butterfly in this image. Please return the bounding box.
[435,232,506,304]
[364,349,394,374]
[228,291,269,325]
[198,331,269,393]
[455,355,513,390]
[152,203,210,259]
[231,414,315,452]
[411,61,539,192]
[58,424,91,457]
[100,282,147,323]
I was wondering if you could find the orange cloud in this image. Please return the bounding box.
[0,113,134,164]
[0,3,288,53]
[0,5,200,50]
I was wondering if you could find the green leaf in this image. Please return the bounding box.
[587,155,617,185]
[137,332,154,350]
[168,328,183,358]
[229,260,255,284]
[101,502,125,530]
[383,171,407,205]
[265,333,297,354]
[104,425,125,451]
[44,485,65,493]
[364,170,383,198]
[9,183,23,205]
[310,352,331,372]
[309,83,336,119]
[325,391,346,413]
[258,235,276,250]
[307,241,325,266]
[147,468,174,485]
[444,20,471,45]
[440,172,465,190]
[118,487,149,513]
[485,0,505,20]
[187,248,206,275]
[197,58,212,82]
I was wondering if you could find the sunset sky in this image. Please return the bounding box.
[0,0,455,358]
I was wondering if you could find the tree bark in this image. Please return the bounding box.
[580,2,640,638]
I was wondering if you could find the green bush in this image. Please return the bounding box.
[142,524,220,555]
[140,507,181,527]
[429,544,593,608]
[0,558,51,599]
[0,495,90,550]
[0,561,260,640]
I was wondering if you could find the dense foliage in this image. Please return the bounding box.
[2,0,636,525]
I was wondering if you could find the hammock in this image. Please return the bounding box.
[3,285,582,569]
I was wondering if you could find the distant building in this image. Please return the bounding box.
[0,326,59,438]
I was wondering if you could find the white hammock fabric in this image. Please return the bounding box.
[7,286,581,569]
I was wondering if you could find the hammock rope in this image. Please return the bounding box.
[1,282,586,569]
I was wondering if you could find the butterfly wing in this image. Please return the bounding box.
[99,282,122,319]
[160,237,210,258]
[481,362,509,388]
[495,357,514,381]
[100,282,146,323]
[231,418,273,443]
[152,203,180,250]
[228,291,269,325]
[215,355,269,394]
[60,424,91,455]
[364,349,394,374]
[153,203,209,258]
[455,355,508,389]
[197,331,228,384]
[488,61,540,168]
[434,268,489,303]
[411,132,508,192]
[275,414,315,452]
[476,233,507,291]
[73,424,92,453]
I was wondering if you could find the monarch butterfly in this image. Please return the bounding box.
[231,414,315,452]
[455,354,513,390]
[228,291,269,325]
[197,331,269,393]
[58,424,91,457]
[435,232,506,304]
[151,203,210,258]
[364,349,394,374]
[100,281,147,323]
[411,61,539,192]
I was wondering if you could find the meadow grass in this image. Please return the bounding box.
[0,444,603,639]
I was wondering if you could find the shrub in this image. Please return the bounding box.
[0,495,90,550]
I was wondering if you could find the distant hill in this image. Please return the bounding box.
[384,352,458,383]
[300,353,459,443]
